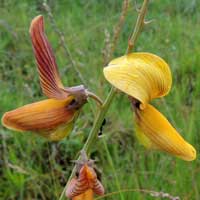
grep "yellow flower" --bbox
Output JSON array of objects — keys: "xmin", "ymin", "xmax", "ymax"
[
  {"xmin": 104, "ymin": 53, "xmax": 196, "ymax": 161},
  {"xmin": 2, "ymin": 15, "xmax": 98, "ymax": 141}
]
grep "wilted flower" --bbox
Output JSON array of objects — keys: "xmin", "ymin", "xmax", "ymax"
[
  {"xmin": 66, "ymin": 151, "xmax": 104, "ymax": 200},
  {"xmin": 103, "ymin": 53, "xmax": 196, "ymax": 161},
  {"xmin": 2, "ymin": 15, "xmax": 101, "ymax": 141}
]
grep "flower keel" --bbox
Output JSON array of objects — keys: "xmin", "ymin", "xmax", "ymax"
[
  {"xmin": 134, "ymin": 103, "xmax": 196, "ymax": 161},
  {"xmin": 2, "ymin": 97, "xmax": 79, "ymax": 141}
]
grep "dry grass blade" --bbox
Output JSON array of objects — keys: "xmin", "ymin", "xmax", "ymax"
[
  {"xmin": 127, "ymin": 0, "xmax": 149, "ymax": 53},
  {"xmin": 94, "ymin": 188, "xmax": 180, "ymax": 200},
  {"xmin": 111, "ymin": 0, "xmax": 129, "ymax": 55},
  {"xmin": 102, "ymin": 0, "xmax": 129, "ymax": 65}
]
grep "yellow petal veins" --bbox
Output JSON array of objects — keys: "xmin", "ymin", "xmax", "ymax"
[
  {"xmin": 134, "ymin": 104, "xmax": 196, "ymax": 161},
  {"xmin": 104, "ymin": 53, "xmax": 172, "ymax": 109}
]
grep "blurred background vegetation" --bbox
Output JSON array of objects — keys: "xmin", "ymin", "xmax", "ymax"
[{"xmin": 0, "ymin": 0, "xmax": 200, "ymax": 199}]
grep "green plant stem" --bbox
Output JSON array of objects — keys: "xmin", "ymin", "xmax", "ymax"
[
  {"xmin": 59, "ymin": 88, "xmax": 116, "ymax": 200},
  {"xmin": 82, "ymin": 0, "xmax": 150, "ymax": 156},
  {"xmin": 59, "ymin": 0, "xmax": 149, "ymax": 199},
  {"xmin": 126, "ymin": 0, "xmax": 149, "ymax": 54},
  {"xmin": 83, "ymin": 87, "xmax": 116, "ymax": 152}
]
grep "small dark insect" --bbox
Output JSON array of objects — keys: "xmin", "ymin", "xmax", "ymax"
[{"xmin": 98, "ymin": 118, "xmax": 106, "ymax": 136}]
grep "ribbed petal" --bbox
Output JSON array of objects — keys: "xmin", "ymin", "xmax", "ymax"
[
  {"xmin": 66, "ymin": 178, "xmax": 79, "ymax": 199},
  {"xmin": 30, "ymin": 15, "xmax": 69, "ymax": 99},
  {"xmin": 66, "ymin": 164, "xmax": 104, "ymax": 198},
  {"xmin": 83, "ymin": 165, "xmax": 104, "ymax": 195},
  {"xmin": 134, "ymin": 104, "xmax": 196, "ymax": 161},
  {"xmin": 2, "ymin": 97, "xmax": 77, "ymax": 141},
  {"xmin": 66, "ymin": 166, "xmax": 91, "ymax": 198},
  {"xmin": 93, "ymin": 180, "xmax": 105, "ymax": 196},
  {"xmin": 104, "ymin": 53, "xmax": 172, "ymax": 109},
  {"xmin": 66, "ymin": 179, "xmax": 94, "ymax": 200}
]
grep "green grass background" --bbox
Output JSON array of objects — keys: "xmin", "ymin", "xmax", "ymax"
[{"xmin": 0, "ymin": 0, "xmax": 200, "ymax": 199}]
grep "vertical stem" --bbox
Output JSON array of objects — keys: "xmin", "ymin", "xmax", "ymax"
[
  {"xmin": 126, "ymin": 0, "xmax": 149, "ymax": 54},
  {"xmin": 83, "ymin": 87, "xmax": 116, "ymax": 152},
  {"xmin": 58, "ymin": 88, "xmax": 116, "ymax": 200},
  {"xmin": 59, "ymin": 0, "xmax": 150, "ymax": 199}
]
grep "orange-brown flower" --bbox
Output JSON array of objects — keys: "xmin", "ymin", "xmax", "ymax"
[
  {"xmin": 66, "ymin": 151, "xmax": 104, "ymax": 200},
  {"xmin": 2, "ymin": 15, "xmax": 100, "ymax": 141}
]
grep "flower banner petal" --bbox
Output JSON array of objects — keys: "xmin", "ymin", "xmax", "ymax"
[
  {"xmin": 104, "ymin": 53, "xmax": 172, "ymax": 109},
  {"xmin": 134, "ymin": 103, "xmax": 196, "ymax": 161},
  {"xmin": 2, "ymin": 97, "xmax": 77, "ymax": 140},
  {"xmin": 30, "ymin": 15, "xmax": 69, "ymax": 99}
]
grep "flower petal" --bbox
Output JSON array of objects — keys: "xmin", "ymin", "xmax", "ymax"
[
  {"xmin": 134, "ymin": 104, "xmax": 196, "ymax": 161},
  {"xmin": 73, "ymin": 189, "xmax": 94, "ymax": 200},
  {"xmin": 30, "ymin": 15, "xmax": 68, "ymax": 99},
  {"xmin": 104, "ymin": 53, "xmax": 172, "ymax": 109},
  {"xmin": 2, "ymin": 97, "xmax": 77, "ymax": 141},
  {"xmin": 93, "ymin": 180, "xmax": 105, "ymax": 196},
  {"xmin": 66, "ymin": 165, "xmax": 92, "ymax": 198},
  {"xmin": 66, "ymin": 164, "xmax": 104, "ymax": 198},
  {"xmin": 134, "ymin": 123, "xmax": 156, "ymax": 149},
  {"xmin": 66, "ymin": 180, "xmax": 94, "ymax": 200},
  {"xmin": 66, "ymin": 178, "xmax": 79, "ymax": 198},
  {"xmin": 80, "ymin": 165, "xmax": 104, "ymax": 195}
]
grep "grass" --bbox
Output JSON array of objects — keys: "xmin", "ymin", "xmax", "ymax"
[{"xmin": 0, "ymin": 0, "xmax": 200, "ymax": 199}]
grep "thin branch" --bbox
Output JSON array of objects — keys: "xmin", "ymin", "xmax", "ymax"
[
  {"xmin": 86, "ymin": 90, "xmax": 104, "ymax": 106},
  {"xmin": 58, "ymin": 87, "xmax": 116, "ymax": 200},
  {"xmin": 94, "ymin": 188, "xmax": 180, "ymax": 200},
  {"xmin": 126, "ymin": 0, "xmax": 149, "ymax": 53}
]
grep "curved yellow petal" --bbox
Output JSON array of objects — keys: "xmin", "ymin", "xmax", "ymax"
[
  {"xmin": 135, "ymin": 124, "xmax": 155, "ymax": 149},
  {"xmin": 134, "ymin": 104, "xmax": 196, "ymax": 161},
  {"xmin": 103, "ymin": 53, "xmax": 172, "ymax": 109},
  {"xmin": 2, "ymin": 96, "xmax": 78, "ymax": 141}
]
